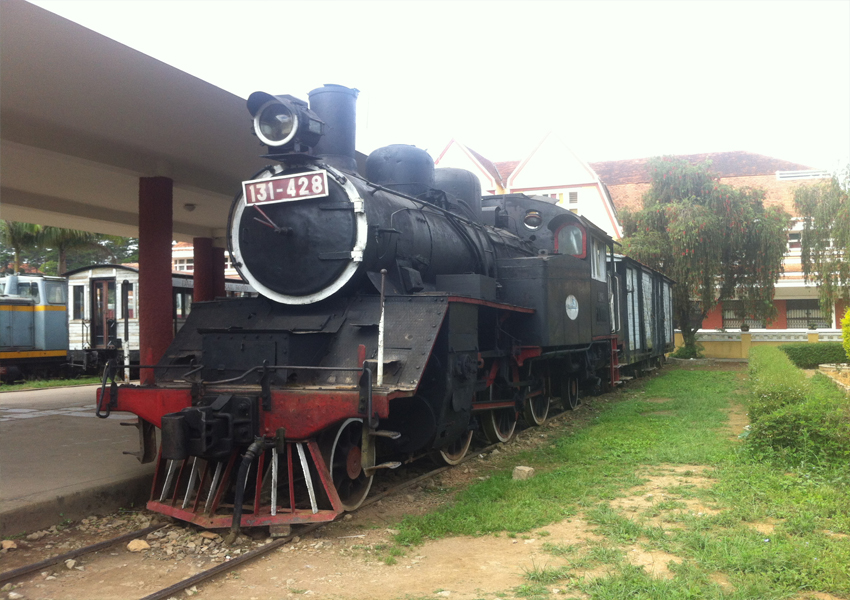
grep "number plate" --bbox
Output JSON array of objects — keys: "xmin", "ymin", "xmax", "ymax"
[{"xmin": 243, "ymin": 171, "xmax": 329, "ymax": 206}]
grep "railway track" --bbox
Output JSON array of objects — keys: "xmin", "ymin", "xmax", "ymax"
[
  {"xmin": 0, "ymin": 525, "xmax": 166, "ymax": 585},
  {"xmin": 0, "ymin": 437, "xmax": 506, "ymax": 599},
  {"xmin": 1, "ymin": 397, "xmax": 591, "ymax": 599}
]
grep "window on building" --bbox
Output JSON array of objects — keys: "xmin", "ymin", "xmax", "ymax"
[
  {"xmin": 72, "ymin": 285, "xmax": 85, "ymax": 320},
  {"xmin": 776, "ymin": 170, "xmax": 830, "ymax": 181},
  {"xmin": 569, "ymin": 191, "xmax": 578, "ymax": 204},
  {"xmin": 174, "ymin": 258, "xmax": 194, "ymax": 272},
  {"xmin": 786, "ymin": 299, "xmax": 829, "ymax": 329},
  {"xmin": 787, "ymin": 232, "xmax": 802, "ymax": 251},
  {"xmin": 173, "ymin": 289, "xmax": 194, "ymax": 334},
  {"xmin": 722, "ymin": 301, "xmax": 765, "ymax": 329},
  {"xmin": 123, "ymin": 283, "xmax": 135, "ymax": 319}
]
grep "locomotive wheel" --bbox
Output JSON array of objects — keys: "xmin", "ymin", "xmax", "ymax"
[
  {"xmin": 522, "ymin": 392, "xmax": 550, "ymax": 426},
  {"xmin": 562, "ymin": 377, "xmax": 580, "ymax": 410},
  {"xmin": 482, "ymin": 408, "xmax": 518, "ymax": 444},
  {"xmin": 438, "ymin": 430, "xmax": 474, "ymax": 465},
  {"xmin": 322, "ymin": 418, "xmax": 375, "ymax": 511}
]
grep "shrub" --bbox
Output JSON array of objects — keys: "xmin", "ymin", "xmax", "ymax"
[
  {"xmin": 748, "ymin": 346, "xmax": 809, "ymax": 423},
  {"xmin": 670, "ymin": 343, "xmax": 704, "ymax": 359},
  {"xmin": 779, "ymin": 342, "xmax": 848, "ymax": 369},
  {"xmin": 843, "ymin": 307, "xmax": 850, "ymax": 361},
  {"xmin": 747, "ymin": 346, "xmax": 850, "ymax": 465}
]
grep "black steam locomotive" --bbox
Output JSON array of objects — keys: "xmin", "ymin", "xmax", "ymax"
[{"xmin": 98, "ymin": 85, "xmax": 674, "ymax": 531}]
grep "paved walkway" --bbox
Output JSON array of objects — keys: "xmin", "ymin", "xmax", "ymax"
[{"xmin": 0, "ymin": 385, "xmax": 155, "ymax": 537}]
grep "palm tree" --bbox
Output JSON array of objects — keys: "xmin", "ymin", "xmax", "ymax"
[
  {"xmin": 37, "ymin": 226, "xmax": 106, "ymax": 274},
  {"xmin": 0, "ymin": 221, "xmax": 41, "ymax": 273}
]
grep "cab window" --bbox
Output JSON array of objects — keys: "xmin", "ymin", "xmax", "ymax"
[
  {"xmin": 45, "ymin": 281, "xmax": 66, "ymax": 305},
  {"xmin": 18, "ymin": 282, "xmax": 40, "ymax": 302},
  {"xmin": 590, "ymin": 238, "xmax": 607, "ymax": 282},
  {"xmin": 555, "ymin": 224, "xmax": 586, "ymax": 257}
]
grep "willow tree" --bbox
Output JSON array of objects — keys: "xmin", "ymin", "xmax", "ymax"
[
  {"xmin": 793, "ymin": 166, "xmax": 850, "ymax": 319},
  {"xmin": 620, "ymin": 158, "xmax": 789, "ymax": 355}
]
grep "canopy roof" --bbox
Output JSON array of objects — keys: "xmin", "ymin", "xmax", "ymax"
[{"xmin": 0, "ymin": 0, "xmax": 268, "ymax": 243}]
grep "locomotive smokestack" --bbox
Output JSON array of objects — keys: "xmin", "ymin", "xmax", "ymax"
[{"xmin": 308, "ymin": 84, "xmax": 359, "ymax": 173}]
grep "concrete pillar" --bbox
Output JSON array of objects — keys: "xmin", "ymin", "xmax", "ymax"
[
  {"xmin": 740, "ymin": 332, "xmax": 751, "ymax": 359},
  {"xmin": 212, "ymin": 246, "xmax": 226, "ymax": 299},
  {"xmin": 192, "ymin": 237, "xmax": 215, "ymax": 302},
  {"xmin": 138, "ymin": 176, "xmax": 173, "ymax": 385}
]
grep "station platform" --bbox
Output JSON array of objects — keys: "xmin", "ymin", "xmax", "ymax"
[{"xmin": 0, "ymin": 385, "xmax": 155, "ymax": 537}]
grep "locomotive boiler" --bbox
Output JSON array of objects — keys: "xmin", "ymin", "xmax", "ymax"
[{"xmin": 97, "ymin": 84, "xmax": 674, "ymax": 532}]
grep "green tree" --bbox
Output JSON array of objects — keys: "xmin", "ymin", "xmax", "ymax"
[
  {"xmin": 59, "ymin": 236, "xmax": 139, "ymax": 274},
  {"xmin": 0, "ymin": 223, "xmax": 139, "ymax": 276},
  {"xmin": 794, "ymin": 166, "xmax": 850, "ymax": 320},
  {"xmin": 0, "ymin": 221, "xmax": 41, "ymax": 273},
  {"xmin": 620, "ymin": 157, "xmax": 789, "ymax": 355},
  {"xmin": 37, "ymin": 226, "xmax": 104, "ymax": 274}
]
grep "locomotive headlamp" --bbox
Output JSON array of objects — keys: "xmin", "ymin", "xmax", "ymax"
[
  {"xmin": 523, "ymin": 210, "xmax": 543, "ymax": 230},
  {"xmin": 247, "ymin": 91, "xmax": 325, "ymax": 150},
  {"xmin": 255, "ymin": 101, "xmax": 297, "ymax": 147}
]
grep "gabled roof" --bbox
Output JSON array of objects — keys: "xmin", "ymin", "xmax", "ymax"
[
  {"xmin": 495, "ymin": 161, "xmax": 520, "ymax": 183},
  {"xmin": 591, "ymin": 152, "xmax": 820, "ymax": 217},
  {"xmin": 465, "ymin": 146, "xmax": 506, "ymax": 189},
  {"xmin": 589, "ymin": 151, "xmax": 814, "ymax": 186},
  {"xmin": 434, "ymin": 139, "xmax": 507, "ymax": 191}
]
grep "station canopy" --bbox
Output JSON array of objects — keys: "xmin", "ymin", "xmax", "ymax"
[{"xmin": 0, "ymin": 0, "xmax": 268, "ymax": 243}]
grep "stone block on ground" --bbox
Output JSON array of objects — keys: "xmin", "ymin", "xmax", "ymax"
[{"xmin": 512, "ymin": 466, "xmax": 535, "ymax": 480}]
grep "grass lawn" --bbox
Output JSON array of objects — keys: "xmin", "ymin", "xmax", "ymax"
[
  {"xmin": 0, "ymin": 376, "xmax": 102, "ymax": 392},
  {"xmin": 393, "ymin": 364, "xmax": 850, "ymax": 600}
]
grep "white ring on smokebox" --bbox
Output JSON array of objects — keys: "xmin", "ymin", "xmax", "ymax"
[{"xmin": 230, "ymin": 164, "xmax": 367, "ymax": 305}]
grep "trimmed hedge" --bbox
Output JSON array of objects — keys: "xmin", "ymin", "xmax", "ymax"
[
  {"xmin": 747, "ymin": 346, "xmax": 850, "ymax": 464},
  {"xmin": 749, "ymin": 346, "xmax": 810, "ymax": 422},
  {"xmin": 779, "ymin": 342, "xmax": 848, "ymax": 369},
  {"xmin": 843, "ymin": 308, "xmax": 850, "ymax": 360}
]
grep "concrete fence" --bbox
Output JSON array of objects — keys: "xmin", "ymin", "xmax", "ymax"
[{"xmin": 673, "ymin": 330, "xmax": 844, "ymax": 359}]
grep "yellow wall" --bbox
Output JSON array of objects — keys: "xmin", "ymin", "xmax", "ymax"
[{"xmin": 673, "ymin": 332, "xmax": 822, "ymax": 359}]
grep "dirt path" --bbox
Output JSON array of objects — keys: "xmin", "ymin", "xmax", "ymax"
[{"xmin": 1, "ymin": 363, "xmax": 753, "ymax": 600}]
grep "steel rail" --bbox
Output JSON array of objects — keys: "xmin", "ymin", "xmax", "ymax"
[
  {"xmin": 139, "ymin": 440, "xmax": 504, "ymax": 600},
  {"xmin": 4, "ymin": 400, "xmax": 579, "ymax": 596},
  {"xmin": 0, "ymin": 524, "xmax": 166, "ymax": 585}
]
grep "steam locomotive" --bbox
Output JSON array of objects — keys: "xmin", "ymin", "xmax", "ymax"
[{"xmin": 97, "ymin": 85, "xmax": 674, "ymax": 532}]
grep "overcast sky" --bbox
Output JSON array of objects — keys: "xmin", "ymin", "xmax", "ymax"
[{"xmin": 34, "ymin": 0, "xmax": 850, "ymax": 172}]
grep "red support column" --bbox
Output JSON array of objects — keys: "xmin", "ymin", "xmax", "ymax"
[
  {"xmin": 138, "ymin": 177, "xmax": 174, "ymax": 385},
  {"xmin": 212, "ymin": 246, "xmax": 226, "ymax": 299},
  {"xmin": 192, "ymin": 237, "xmax": 215, "ymax": 302}
]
